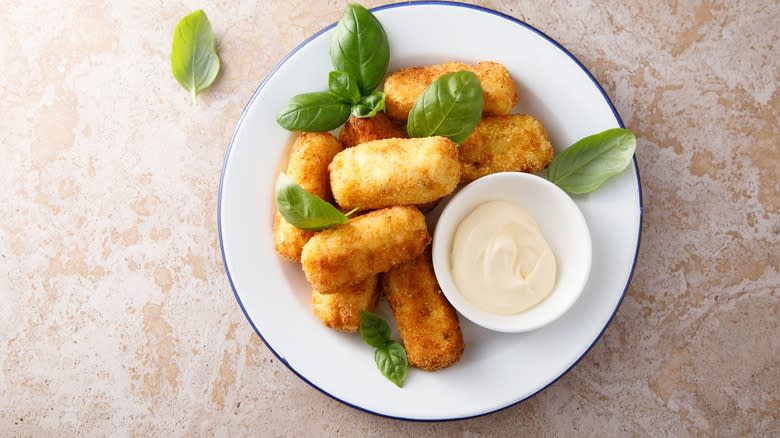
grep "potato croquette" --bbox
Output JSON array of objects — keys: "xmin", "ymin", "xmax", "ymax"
[
  {"xmin": 383, "ymin": 61, "xmax": 518, "ymax": 121},
  {"xmin": 382, "ymin": 250, "xmax": 465, "ymax": 371},
  {"xmin": 338, "ymin": 114, "xmax": 434, "ymax": 212},
  {"xmin": 329, "ymin": 137, "xmax": 460, "ymax": 210},
  {"xmin": 273, "ymin": 132, "xmax": 343, "ymax": 262},
  {"xmin": 273, "ymin": 212, "xmax": 315, "ymax": 262},
  {"xmin": 459, "ymin": 114, "xmax": 554, "ymax": 184},
  {"xmin": 301, "ymin": 206, "xmax": 430, "ymax": 293},
  {"xmin": 312, "ymin": 276, "xmax": 380, "ymax": 332},
  {"xmin": 285, "ymin": 132, "xmax": 343, "ymax": 199},
  {"xmin": 338, "ymin": 112, "xmax": 407, "ymax": 148}
]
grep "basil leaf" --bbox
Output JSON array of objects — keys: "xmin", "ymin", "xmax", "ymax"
[
  {"xmin": 275, "ymin": 173, "xmax": 348, "ymax": 230},
  {"xmin": 547, "ymin": 128, "xmax": 637, "ymax": 194},
  {"xmin": 329, "ymin": 3, "xmax": 390, "ymax": 95},
  {"xmin": 406, "ymin": 71, "xmax": 484, "ymax": 144},
  {"xmin": 328, "ymin": 71, "xmax": 361, "ymax": 105},
  {"xmin": 351, "ymin": 92, "xmax": 385, "ymax": 118},
  {"xmin": 374, "ymin": 342, "xmax": 408, "ymax": 388},
  {"xmin": 276, "ymin": 92, "xmax": 351, "ymax": 132},
  {"xmin": 171, "ymin": 10, "xmax": 221, "ymax": 104},
  {"xmin": 359, "ymin": 311, "xmax": 392, "ymax": 348}
]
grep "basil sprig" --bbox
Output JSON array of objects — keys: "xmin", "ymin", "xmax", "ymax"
[
  {"xmin": 330, "ymin": 4, "xmax": 390, "ymax": 95},
  {"xmin": 406, "ymin": 71, "xmax": 484, "ymax": 144},
  {"xmin": 171, "ymin": 10, "xmax": 221, "ymax": 104},
  {"xmin": 548, "ymin": 128, "xmax": 637, "ymax": 194},
  {"xmin": 360, "ymin": 311, "xmax": 408, "ymax": 388},
  {"xmin": 277, "ymin": 4, "xmax": 389, "ymax": 131},
  {"xmin": 275, "ymin": 173, "xmax": 352, "ymax": 230}
]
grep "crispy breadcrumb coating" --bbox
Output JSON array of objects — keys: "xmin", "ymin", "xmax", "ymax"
[
  {"xmin": 273, "ymin": 132, "xmax": 343, "ymax": 262},
  {"xmin": 312, "ymin": 276, "xmax": 380, "ymax": 332},
  {"xmin": 459, "ymin": 114, "xmax": 554, "ymax": 184},
  {"xmin": 301, "ymin": 206, "xmax": 430, "ymax": 293},
  {"xmin": 329, "ymin": 136, "xmax": 460, "ymax": 210},
  {"xmin": 382, "ymin": 250, "xmax": 465, "ymax": 371},
  {"xmin": 383, "ymin": 61, "xmax": 518, "ymax": 121},
  {"xmin": 338, "ymin": 112, "xmax": 407, "ymax": 148}
]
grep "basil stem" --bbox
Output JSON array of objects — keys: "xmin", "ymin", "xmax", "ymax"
[
  {"xmin": 547, "ymin": 128, "xmax": 637, "ymax": 194},
  {"xmin": 171, "ymin": 10, "xmax": 221, "ymax": 104},
  {"xmin": 275, "ymin": 173, "xmax": 349, "ymax": 230},
  {"xmin": 406, "ymin": 71, "xmax": 484, "ymax": 144},
  {"xmin": 329, "ymin": 4, "xmax": 390, "ymax": 95}
]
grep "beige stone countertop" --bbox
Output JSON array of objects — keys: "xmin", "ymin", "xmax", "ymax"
[{"xmin": 1, "ymin": 0, "xmax": 778, "ymax": 435}]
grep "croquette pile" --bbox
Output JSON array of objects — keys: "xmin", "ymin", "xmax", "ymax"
[{"xmin": 273, "ymin": 61, "xmax": 554, "ymax": 371}]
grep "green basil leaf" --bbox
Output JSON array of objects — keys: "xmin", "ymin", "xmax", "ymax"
[
  {"xmin": 351, "ymin": 92, "xmax": 385, "ymax": 118},
  {"xmin": 406, "ymin": 71, "xmax": 483, "ymax": 144},
  {"xmin": 547, "ymin": 128, "xmax": 637, "ymax": 194},
  {"xmin": 374, "ymin": 341, "xmax": 408, "ymax": 388},
  {"xmin": 275, "ymin": 173, "xmax": 348, "ymax": 230},
  {"xmin": 276, "ymin": 92, "xmax": 351, "ymax": 132},
  {"xmin": 329, "ymin": 3, "xmax": 390, "ymax": 95},
  {"xmin": 359, "ymin": 311, "xmax": 392, "ymax": 348},
  {"xmin": 171, "ymin": 10, "xmax": 221, "ymax": 104},
  {"xmin": 328, "ymin": 71, "xmax": 362, "ymax": 105}
]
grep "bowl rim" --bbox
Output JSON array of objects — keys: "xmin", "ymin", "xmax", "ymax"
[{"xmin": 432, "ymin": 172, "xmax": 593, "ymax": 333}]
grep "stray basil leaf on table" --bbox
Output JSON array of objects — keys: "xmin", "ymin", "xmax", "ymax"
[{"xmin": 171, "ymin": 9, "xmax": 221, "ymax": 104}]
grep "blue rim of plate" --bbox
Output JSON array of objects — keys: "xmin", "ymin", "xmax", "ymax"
[{"xmin": 218, "ymin": 0, "xmax": 644, "ymax": 422}]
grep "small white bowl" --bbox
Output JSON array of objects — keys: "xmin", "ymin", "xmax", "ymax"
[{"xmin": 432, "ymin": 172, "xmax": 592, "ymax": 333}]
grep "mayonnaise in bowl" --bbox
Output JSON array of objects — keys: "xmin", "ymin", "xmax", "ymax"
[
  {"xmin": 451, "ymin": 201, "xmax": 557, "ymax": 315},
  {"xmin": 432, "ymin": 172, "xmax": 592, "ymax": 333}
]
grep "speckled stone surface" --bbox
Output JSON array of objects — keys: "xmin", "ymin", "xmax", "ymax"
[{"xmin": 1, "ymin": 0, "xmax": 778, "ymax": 435}]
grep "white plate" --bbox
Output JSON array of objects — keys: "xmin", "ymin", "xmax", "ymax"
[{"xmin": 219, "ymin": 1, "xmax": 642, "ymax": 421}]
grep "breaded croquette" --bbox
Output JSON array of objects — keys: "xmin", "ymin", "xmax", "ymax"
[
  {"xmin": 284, "ymin": 132, "xmax": 343, "ymax": 199},
  {"xmin": 273, "ymin": 213, "xmax": 315, "ymax": 262},
  {"xmin": 312, "ymin": 276, "xmax": 380, "ymax": 332},
  {"xmin": 459, "ymin": 114, "xmax": 554, "ymax": 184},
  {"xmin": 273, "ymin": 132, "xmax": 343, "ymax": 262},
  {"xmin": 382, "ymin": 250, "xmax": 465, "ymax": 371},
  {"xmin": 338, "ymin": 112, "xmax": 407, "ymax": 148},
  {"xmin": 301, "ymin": 206, "xmax": 430, "ymax": 293},
  {"xmin": 383, "ymin": 61, "xmax": 518, "ymax": 121},
  {"xmin": 338, "ymin": 114, "xmax": 436, "ymax": 211},
  {"xmin": 329, "ymin": 137, "xmax": 460, "ymax": 210}
]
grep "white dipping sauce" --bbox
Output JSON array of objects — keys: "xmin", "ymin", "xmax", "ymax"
[{"xmin": 451, "ymin": 201, "xmax": 557, "ymax": 315}]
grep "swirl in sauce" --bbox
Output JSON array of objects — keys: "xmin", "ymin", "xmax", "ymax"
[{"xmin": 451, "ymin": 201, "xmax": 557, "ymax": 315}]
